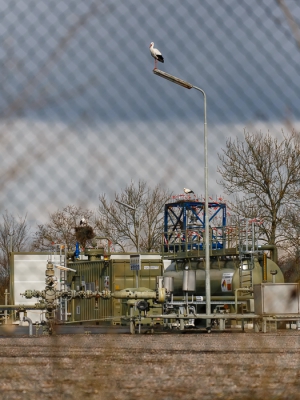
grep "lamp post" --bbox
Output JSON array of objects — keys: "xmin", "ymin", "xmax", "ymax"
[
  {"xmin": 115, "ymin": 199, "xmax": 140, "ymax": 288},
  {"xmin": 153, "ymin": 68, "xmax": 211, "ymax": 326}
]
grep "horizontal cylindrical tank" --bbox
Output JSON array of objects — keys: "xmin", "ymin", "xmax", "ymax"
[{"xmin": 164, "ymin": 258, "xmax": 284, "ymax": 297}]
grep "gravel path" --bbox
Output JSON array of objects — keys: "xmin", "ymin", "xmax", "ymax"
[{"xmin": 0, "ymin": 329, "xmax": 300, "ymax": 400}]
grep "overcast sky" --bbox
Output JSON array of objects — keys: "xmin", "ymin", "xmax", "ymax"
[{"xmin": 0, "ymin": 0, "xmax": 299, "ymax": 226}]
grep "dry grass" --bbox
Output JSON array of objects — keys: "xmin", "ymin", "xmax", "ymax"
[{"xmin": 0, "ymin": 329, "xmax": 299, "ymax": 399}]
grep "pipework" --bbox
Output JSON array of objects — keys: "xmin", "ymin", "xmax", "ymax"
[{"xmin": 23, "ymin": 314, "xmax": 33, "ymax": 337}]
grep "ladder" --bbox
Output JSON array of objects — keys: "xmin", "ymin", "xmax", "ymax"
[
  {"xmin": 238, "ymin": 218, "xmax": 261, "ymax": 290},
  {"xmin": 239, "ymin": 266, "xmax": 253, "ymax": 290}
]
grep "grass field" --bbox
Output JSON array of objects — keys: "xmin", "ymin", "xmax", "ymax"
[{"xmin": 0, "ymin": 328, "xmax": 299, "ymax": 399}]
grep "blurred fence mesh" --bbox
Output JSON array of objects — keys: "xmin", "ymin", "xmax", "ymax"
[{"xmin": 1, "ymin": 0, "xmax": 300, "ymax": 225}]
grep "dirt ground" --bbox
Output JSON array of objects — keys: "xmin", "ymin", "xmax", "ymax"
[{"xmin": 0, "ymin": 327, "xmax": 300, "ymax": 400}]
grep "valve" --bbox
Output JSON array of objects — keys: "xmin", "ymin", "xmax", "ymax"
[
  {"xmin": 44, "ymin": 288, "xmax": 56, "ymax": 301},
  {"xmin": 22, "ymin": 290, "xmax": 33, "ymax": 299},
  {"xmin": 136, "ymin": 300, "xmax": 149, "ymax": 312},
  {"xmin": 101, "ymin": 289, "xmax": 111, "ymax": 299},
  {"xmin": 95, "ymin": 293, "xmax": 101, "ymax": 309}
]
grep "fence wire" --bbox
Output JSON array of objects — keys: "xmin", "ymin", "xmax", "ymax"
[{"xmin": 0, "ymin": 0, "xmax": 300, "ymax": 225}]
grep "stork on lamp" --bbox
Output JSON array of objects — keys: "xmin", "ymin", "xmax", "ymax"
[{"xmin": 149, "ymin": 42, "xmax": 164, "ymax": 69}]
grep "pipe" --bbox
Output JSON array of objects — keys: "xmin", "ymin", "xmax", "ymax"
[
  {"xmin": 64, "ymin": 245, "xmax": 68, "ymax": 322},
  {"xmin": 263, "ymin": 253, "xmax": 267, "ymax": 281},
  {"xmin": 0, "ymin": 304, "xmax": 47, "ymax": 310},
  {"xmin": 4, "ymin": 289, "xmax": 8, "ymax": 325},
  {"xmin": 130, "ymin": 306, "xmax": 135, "ymax": 335},
  {"xmin": 270, "ymin": 270, "xmax": 278, "ymax": 283},
  {"xmin": 111, "ymin": 291, "xmax": 157, "ymax": 300},
  {"xmin": 173, "ymin": 295, "xmax": 253, "ymax": 301},
  {"xmin": 239, "ymin": 244, "xmax": 278, "ymax": 263},
  {"xmin": 23, "ymin": 316, "xmax": 33, "ymax": 337},
  {"xmin": 94, "ymin": 236, "xmax": 111, "ymax": 253},
  {"xmin": 258, "ymin": 245, "xmax": 278, "ymax": 264},
  {"xmin": 147, "ymin": 312, "xmax": 259, "ymax": 320}
]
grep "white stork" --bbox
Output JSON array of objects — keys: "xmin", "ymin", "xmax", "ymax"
[
  {"xmin": 149, "ymin": 42, "xmax": 164, "ymax": 69},
  {"xmin": 80, "ymin": 217, "xmax": 86, "ymax": 226},
  {"xmin": 184, "ymin": 188, "xmax": 194, "ymax": 195}
]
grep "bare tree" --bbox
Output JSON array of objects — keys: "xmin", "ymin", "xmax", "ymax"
[
  {"xmin": 96, "ymin": 181, "xmax": 171, "ymax": 252},
  {"xmin": 277, "ymin": 0, "xmax": 300, "ymax": 50},
  {"xmin": 218, "ymin": 130, "xmax": 300, "ymax": 246},
  {"xmin": 275, "ymin": 204, "xmax": 300, "ymax": 282},
  {"xmin": 32, "ymin": 205, "xmax": 95, "ymax": 251},
  {"xmin": 279, "ymin": 206, "xmax": 300, "ymax": 252},
  {"xmin": 0, "ymin": 211, "xmax": 30, "ymax": 279}
]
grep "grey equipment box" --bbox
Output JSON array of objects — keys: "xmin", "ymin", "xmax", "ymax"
[{"xmin": 254, "ymin": 283, "xmax": 300, "ymax": 315}]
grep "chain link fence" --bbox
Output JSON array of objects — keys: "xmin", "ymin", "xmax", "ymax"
[{"xmin": 1, "ymin": 0, "xmax": 300, "ymax": 226}]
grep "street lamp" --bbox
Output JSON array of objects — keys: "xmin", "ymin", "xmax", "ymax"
[
  {"xmin": 115, "ymin": 199, "xmax": 140, "ymax": 288},
  {"xmin": 153, "ymin": 68, "xmax": 211, "ymax": 325}
]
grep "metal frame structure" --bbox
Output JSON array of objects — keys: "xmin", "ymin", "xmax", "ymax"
[{"xmin": 163, "ymin": 199, "xmax": 227, "ymax": 253}]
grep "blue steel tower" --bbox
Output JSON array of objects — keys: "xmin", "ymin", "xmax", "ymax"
[{"xmin": 163, "ymin": 198, "xmax": 227, "ymax": 254}]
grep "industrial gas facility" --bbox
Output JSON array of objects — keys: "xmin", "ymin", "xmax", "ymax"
[{"xmin": 1, "ymin": 195, "xmax": 300, "ymax": 336}]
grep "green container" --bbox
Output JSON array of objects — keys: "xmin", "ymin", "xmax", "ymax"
[{"xmin": 66, "ymin": 254, "xmax": 163, "ymax": 324}]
